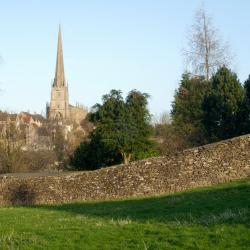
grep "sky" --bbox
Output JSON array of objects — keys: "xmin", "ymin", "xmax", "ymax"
[{"xmin": 0, "ymin": 0, "xmax": 250, "ymax": 118}]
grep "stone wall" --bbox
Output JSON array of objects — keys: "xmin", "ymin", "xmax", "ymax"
[{"xmin": 1, "ymin": 134, "xmax": 250, "ymax": 205}]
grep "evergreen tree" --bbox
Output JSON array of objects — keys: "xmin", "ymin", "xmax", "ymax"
[
  {"xmin": 202, "ymin": 66, "xmax": 244, "ymax": 141},
  {"xmin": 238, "ymin": 75, "xmax": 250, "ymax": 134},
  {"xmin": 70, "ymin": 89, "xmax": 157, "ymax": 170},
  {"xmin": 122, "ymin": 90, "xmax": 154, "ymax": 163},
  {"xmin": 171, "ymin": 73, "xmax": 209, "ymax": 146},
  {"xmin": 244, "ymin": 75, "xmax": 250, "ymax": 101}
]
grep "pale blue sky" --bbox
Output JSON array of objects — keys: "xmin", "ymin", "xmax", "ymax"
[{"xmin": 0, "ymin": 0, "xmax": 249, "ymax": 117}]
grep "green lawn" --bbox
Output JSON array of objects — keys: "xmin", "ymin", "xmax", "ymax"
[{"xmin": 0, "ymin": 179, "xmax": 250, "ymax": 250}]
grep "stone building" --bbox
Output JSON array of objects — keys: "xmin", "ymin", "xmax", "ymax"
[
  {"xmin": 46, "ymin": 27, "xmax": 87, "ymax": 124},
  {"xmin": 0, "ymin": 27, "xmax": 90, "ymax": 154},
  {"xmin": 0, "ymin": 111, "xmax": 51, "ymax": 151}
]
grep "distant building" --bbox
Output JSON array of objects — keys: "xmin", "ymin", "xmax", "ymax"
[
  {"xmin": 0, "ymin": 27, "xmax": 90, "ymax": 153},
  {"xmin": 46, "ymin": 26, "xmax": 87, "ymax": 124},
  {"xmin": 0, "ymin": 111, "xmax": 51, "ymax": 151},
  {"xmin": 17, "ymin": 112, "xmax": 45, "ymax": 128}
]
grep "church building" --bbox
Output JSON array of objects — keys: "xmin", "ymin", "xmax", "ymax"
[{"xmin": 46, "ymin": 27, "xmax": 87, "ymax": 124}]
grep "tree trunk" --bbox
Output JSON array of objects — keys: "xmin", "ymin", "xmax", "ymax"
[{"xmin": 121, "ymin": 152, "xmax": 131, "ymax": 165}]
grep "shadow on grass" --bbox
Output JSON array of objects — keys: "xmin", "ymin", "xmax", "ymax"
[{"xmin": 37, "ymin": 179, "xmax": 250, "ymax": 226}]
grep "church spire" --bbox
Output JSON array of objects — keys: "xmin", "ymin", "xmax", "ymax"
[{"xmin": 54, "ymin": 25, "xmax": 65, "ymax": 87}]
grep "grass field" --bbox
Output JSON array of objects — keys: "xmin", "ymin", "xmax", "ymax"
[{"xmin": 0, "ymin": 179, "xmax": 250, "ymax": 250}]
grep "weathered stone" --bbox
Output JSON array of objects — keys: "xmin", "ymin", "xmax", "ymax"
[
  {"xmin": 47, "ymin": 26, "xmax": 87, "ymax": 123},
  {"xmin": 0, "ymin": 134, "xmax": 250, "ymax": 205}
]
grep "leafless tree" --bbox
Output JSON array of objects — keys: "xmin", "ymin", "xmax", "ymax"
[
  {"xmin": 0, "ymin": 122, "xmax": 25, "ymax": 173},
  {"xmin": 159, "ymin": 111, "xmax": 172, "ymax": 125},
  {"xmin": 184, "ymin": 6, "xmax": 231, "ymax": 80}
]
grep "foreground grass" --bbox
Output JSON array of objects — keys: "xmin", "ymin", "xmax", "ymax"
[{"xmin": 0, "ymin": 179, "xmax": 250, "ymax": 249}]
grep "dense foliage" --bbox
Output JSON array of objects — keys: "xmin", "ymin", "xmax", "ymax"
[
  {"xmin": 241, "ymin": 75, "xmax": 250, "ymax": 134},
  {"xmin": 70, "ymin": 89, "xmax": 157, "ymax": 170},
  {"xmin": 153, "ymin": 123, "xmax": 188, "ymax": 155},
  {"xmin": 169, "ymin": 66, "xmax": 250, "ymax": 148},
  {"xmin": 202, "ymin": 66, "xmax": 245, "ymax": 141},
  {"xmin": 71, "ymin": 66, "xmax": 250, "ymax": 167},
  {"xmin": 171, "ymin": 73, "xmax": 209, "ymax": 146}
]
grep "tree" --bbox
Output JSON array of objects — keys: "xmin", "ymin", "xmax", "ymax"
[
  {"xmin": 236, "ymin": 75, "xmax": 250, "ymax": 134},
  {"xmin": 153, "ymin": 123, "xmax": 189, "ymax": 155},
  {"xmin": 184, "ymin": 5, "xmax": 231, "ymax": 80},
  {"xmin": 171, "ymin": 73, "xmax": 209, "ymax": 146},
  {"xmin": 152, "ymin": 111, "xmax": 171, "ymax": 125},
  {"xmin": 244, "ymin": 75, "xmax": 250, "ymax": 101},
  {"xmin": 92, "ymin": 89, "xmax": 155, "ymax": 164},
  {"xmin": 52, "ymin": 126, "xmax": 66, "ymax": 162},
  {"xmin": 69, "ymin": 133, "xmax": 121, "ymax": 170},
  {"xmin": 202, "ymin": 66, "xmax": 244, "ymax": 141},
  {"xmin": 0, "ymin": 121, "xmax": 25, "ymax": 173},
  {"xmin": 159, "ymin": 111, "xmax": 171, "ymax": 124},
  {"xmin": 70, "ymin": 89, "xmax": 156, "ymax": 170},
  {"xmin": 122, "ymin": 90, "xmax": 154, "ymax": 163}
]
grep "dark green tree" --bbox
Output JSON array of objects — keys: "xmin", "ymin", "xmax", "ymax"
[
  {"xmin": 202, "ymin": 66, "xmax": 245, "ymax": 141},
  {"xmin": 69, "ymin": 133, "xmax": 121, "ymax": 170},
  {"xmin": 171, "ymin": 73, "xmax": 209, "ymax": 146},
  {"xmin": 70, "ymin": 89, "xmax": 157, "ymax": 170},
  {"xmin": 244, "ymin": 75, "xmax": 250, "ymax": 101},
  {"xmin": 122, "ymin": 90, "xmax": 154, "ymax": 163},
  {"xmin": 237, "ymin": 75, "xmax": 250, "ymax": 134}
]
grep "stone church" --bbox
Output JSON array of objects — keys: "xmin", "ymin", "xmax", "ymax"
[{"xmin": 46, "ymin": 27, "xmax": 87, "ymax": 124}]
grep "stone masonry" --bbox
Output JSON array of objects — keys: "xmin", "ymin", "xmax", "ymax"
[
  {"xmin": 0, "ymin": 134, "xmax": 250, "ymax": 205},
  {"xmin": 47, "ymin": 26, "xmax": 87, "ymax": 124}
]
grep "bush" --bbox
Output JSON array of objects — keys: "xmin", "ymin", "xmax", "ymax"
[{"xmin": 153, "ymin": 124, "xmax": 189, "ymax": 155}]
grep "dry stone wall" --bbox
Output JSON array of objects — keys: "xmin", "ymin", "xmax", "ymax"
[{"xmin": 1, "ymin": 134, "xmax": 250, "ymax": 205}]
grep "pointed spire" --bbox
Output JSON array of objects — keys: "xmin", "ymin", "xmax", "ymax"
[{"xmin": 54, "ymin": 25, "xmax": 65, "ymax": 87}]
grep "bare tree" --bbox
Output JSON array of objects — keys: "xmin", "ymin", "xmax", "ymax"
[
  {"xmin": 184, "ymin": 6, "xmax": 231, "ymax": 80},
  {"xmin": 159, "ymin": 111, "xmax": 172, "ymax": 125},
  {"xmin": 0, "ymin": 121, "xmax": 25, "ymax": 173}
]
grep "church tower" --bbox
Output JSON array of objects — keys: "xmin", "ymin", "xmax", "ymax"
[{"xmin": 47, "ymin": 26, "xmax": 69, "ymax": 120}]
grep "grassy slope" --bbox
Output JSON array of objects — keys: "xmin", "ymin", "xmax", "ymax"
[{"xmin": 0, "ymin": 179, "xmax": 250, "ymax": 250}]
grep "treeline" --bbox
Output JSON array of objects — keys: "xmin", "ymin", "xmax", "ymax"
[
  {"xmin": 0, "ymin": 122, "xmax": 57, "ymax": 174},
  {"xmin": 70, "ymin": 65, "xmax": 250, "ymax": 171},
  {"xmin": 157, "ymin": 66, "xmax": 250, "ymax": 154}
]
